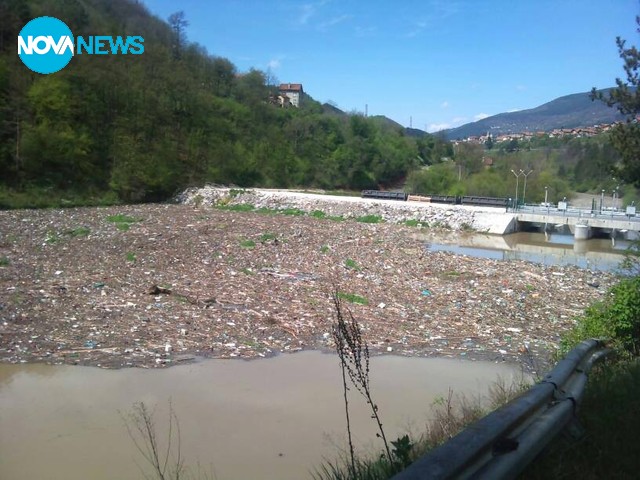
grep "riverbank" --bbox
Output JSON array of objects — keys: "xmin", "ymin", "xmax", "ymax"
[{"xmin": 0, "ymin": 201, "xmax": 615, "ymax": 371}]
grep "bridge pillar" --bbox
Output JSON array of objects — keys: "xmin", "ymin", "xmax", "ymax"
[{"xmin": 573, "ymin": 223, "xmax": 591, "ymax": 240}]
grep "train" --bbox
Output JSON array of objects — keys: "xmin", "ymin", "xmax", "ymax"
[{"xmin": 361, "ymin": 190, "xmax": 509, "ymax": 208}]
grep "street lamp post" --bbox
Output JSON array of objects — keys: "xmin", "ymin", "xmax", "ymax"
[
  {"xmin": 544, "ymin": 186, "xmax": 549, "ymax": 212},
  {"xmin": 601, "ymin": 189, "xmax": 605, "ymax": 213},
  {"xmin": 511, "ymin": 169, "xmax": 522, "ymax": 210},
  {"xmin": 521, "ymin": 169, "xmax": 533, "ymax": 206}
]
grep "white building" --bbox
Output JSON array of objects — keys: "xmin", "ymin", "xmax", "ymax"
[{"xmin": 278, "ymin": 83, "xmax": 303, "ymax": 107}]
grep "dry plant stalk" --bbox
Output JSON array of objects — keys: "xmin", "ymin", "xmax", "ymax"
[{"xmin": 331, "ymin": 289, "xmax": 393, "ymax": 469}]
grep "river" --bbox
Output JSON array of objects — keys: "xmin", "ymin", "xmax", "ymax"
[
  {"xmin": 422, "ymin": 231, "xmax": 632, "ymax": 272},
  {"xmin": 0, "ymin": 352, "xmax": 523, "ymax": 480}
]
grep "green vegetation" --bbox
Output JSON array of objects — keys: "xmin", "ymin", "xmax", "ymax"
[
  {"xmin": 106, "ymin": 214, "xmax": 140, "ymax": 224},
  {"xmin": 66, "ymin": 226, "xmax": 91, "ymax": 237},
  {"xmin": 259, "ymin": 233, "xmax": 277, "ymax": 242},
  {"xmin": 125, "ymin": 252, "xmax": 136, "ymax": 262},
  {"xmin": 239, "ymin": 239, "xmax": 256, "ymax": 249},
  {"xmin": 311, "ymin": 210, "xmax": 327, "ymax": 219},
  {"xmin": 561, "ymin": 276, "xmax": 640, "ymax": 357},
  {"xmin": 403, "ymin": 219, "xmax": 426, "ymax": 227},
  {"xmin": 0, "ymin": 256, "xmax": 9, "ymax": 267},
  {"xmin": 0, "ymin": 1, "xmax": 419, "ymax": 209},
  {"xmin": 336, "ymin": 292, "xmax": 368, "ymax": 305},
  {"xmin": 344, "ymin": 258, "xmax": 360, "ymax": 270},
  {"xmin": 355, "ymin": 215, "xmax": 382, "ymax": 224},
  {"xmin": 321, "ymin": 245, "xmax": 330, "ymax": 253},
  {"xmin": 217, "ymin": 203, "xmax": 256, "ymax": 212},
  {"xmin": 107, "ymin": 213, "xmax": 140, "ymax": 232}
]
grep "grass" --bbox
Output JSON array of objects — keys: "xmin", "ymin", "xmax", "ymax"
[
  {"xmin": 336, "ymin": 292, "xmax": 368, "ymax": 305},
  {"xmin": 65, "ymin": 226, "xmax": 91, "ymax": 237},
  {"xmin": 321, "ymin": 245, "xmax": 330, "ymax": 253},
  {"xmin": 356, "ymin": 214, "xmax": 383, "ymax": 224},
  {"xmin": 279, "ymin": 207, "xmax": 306, "ymax": 216},
  {"xmin": 106, "ymin": 214, "xmax": 140, "ymax": 224},
  {"xmin": 0, "ymin": 256, "xmax": 9, "ymax": 267},
  {"xmin": 45, "ymin": 230, "xmax": 60, "ymax": 244},
  {"xmin": 403, "ymin": 219, "xmax": 427, "ymax": 227},
  {"xmin": 259, "ymin": 233, "xmax": 277, "ymax": 242},
  {"xmin": 239, "ymin": 239, "xmax": 256, "ymax": 249},
  {"xmin": 311, "ymin": 210, "xmax": 327, "ymax": 219},
  {"xmin": 344, "ymin": 258, "xmax": 360, "ymax": 270},
  {"xmin": 125, "ymin": 252, "xmax": 136, "ymax": 262},
  {"xmin": 520, "ymin": 359, "xmax": 640, "ymax": 479},
  {"xmin": 107, "ymin": 213, "xmax": 141, "ymax": 232},
  {"xmin": 216, "ymin": 203, "xmax": 256, "ymax": 212}
]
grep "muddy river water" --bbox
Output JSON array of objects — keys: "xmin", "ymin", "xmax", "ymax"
[{"xmin": 0, "ymin": 352, "xmax": 523, "ymax": 480}]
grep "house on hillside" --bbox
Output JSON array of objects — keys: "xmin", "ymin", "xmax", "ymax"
[{"xmin": 278, "ymin": 83, "xmax": 303, "ymax": 107}]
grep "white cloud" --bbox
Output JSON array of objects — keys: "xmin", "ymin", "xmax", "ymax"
[
  {"xmin": 428, "ymin": 123, "xmax": 451, "ymax": 132},
  {"xmin": 297, "ymin": 0, "xmax": 330, "ymax": 26},
  {"xmin": 267, "ymin": 58, "xmax": 282, "ymax": 70},
  {"xmin": 441, "ymin": 101, "xmax": 449, "ymax": 108},
  {"xmin": 516, "ymin": 85, "xmax": 527, "ymax": 91},
  {"xmin": 474, "ymin": 113, "xmax": 490, "ymax": 120},
  {"xmin": 507, "ymin": 108, "xmax": 521, "ymax": 113}
]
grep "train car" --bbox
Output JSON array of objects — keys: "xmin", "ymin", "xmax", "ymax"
[
  {"xmin": 361, "ymin": 190, "xmax": 408, "ymax": 201},
  {"xmin": 461, "ymin": 196, "xmax": 509, "ymax": 207}
]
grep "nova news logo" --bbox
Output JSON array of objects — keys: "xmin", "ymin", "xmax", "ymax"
[{"xmin": 18, "ymin": 16, "xmax": 144, "ymax": 74}]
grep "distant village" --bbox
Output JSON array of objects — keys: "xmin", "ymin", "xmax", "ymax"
[{"xmin": 456, "ymin": 123, "xmax": 618, "ymax": 145}]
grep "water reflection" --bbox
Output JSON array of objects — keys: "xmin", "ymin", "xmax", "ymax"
[
  {"xmin": 0, "ymin": 352, "xmax": 522, "ymax": 480},
  {"xmin": 422, "ymin": 231, "xmax": 632, "ymax": 271}
]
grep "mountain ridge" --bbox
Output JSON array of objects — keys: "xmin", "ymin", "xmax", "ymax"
[{"xmin": 440, "ymin": 89, "xmax": 625, "ymax": 140}]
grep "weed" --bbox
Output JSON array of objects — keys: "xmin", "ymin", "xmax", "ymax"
[
  {"xmin": 45, "ymin": 230, "xmax": 60, "ymax": 244},
  {"xmin": 107, "ymin": 214, "xmax": 140, "ymax": 224},
  {"xmin": 331, "ymin": 290, "xmax": 392, "ymax": 476},
  {"xmin": 217, "ymin": 203, "xmax": 255, "ymax": 212},
  {"xmin": 337, "ymin": 292, "xmax": 368, "ymax": 305},
  {"xmin": 321, "ymin": 245, "xmax": 330, "ymax": 254},
  {"xmin": 404, "ymin": 219, "xmax": 426, "ymax": 227},
  {"xmin": 228, "ymin": 188, "xmax": 246, "ymax": 198},
  {"xmin": 126, "ymin": 252, "xmax": 136, "ymax": 262},
  {"xmin": 280, "ymin": 207, "xmax": 306, "ymax": 216},
  {"xmin": 240, "ymin": 239, "xmax": 256, "ymax": 249},
  {"xmin": 241, "ymin": 267, "xmax": 254, "ymax": 275},
  {"xmin": 460, "ymin": 222, "xmax": 475, "ymax": 232},
  {"xmin": 0, "ymin": 256, "xmax": 9, "ymax": 267},
  {"xmin": 328, "ymin": 215, "xmax": 346, "ymax": 222},
  {"xmin": 356, "ymin": 214, "xmax": 382, "ymax": 224},
  {"xmin": 344, "ymin": 258, "xmax": 360, "ymax": 270},
  {"xmin": 260, "ymin": 233, "xmax": 277, "ymax": 242},
  {"xmin": 117, "ymin": 223, "xmax": 130, "ymax": 231},
  {"xmin": 311, "ymin": 210, "xmax": 326, "ymax": 218},
  {"xmin": 66, "ymin": 226, "xmax": 91, "ymax": 237},
  {"xmin": 193, "ymin": 194, "xmax": 204, "ymax": 207}
]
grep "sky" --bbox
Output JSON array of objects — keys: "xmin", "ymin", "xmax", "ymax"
[{"xmin": 146, "ymin": 0, "xmax": 639, "ymax": 132}]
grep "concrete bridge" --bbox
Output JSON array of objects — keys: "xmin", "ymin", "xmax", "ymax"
[{"xmin": 511, "ymin": 204, "xmax": 640, "ymax": 239}]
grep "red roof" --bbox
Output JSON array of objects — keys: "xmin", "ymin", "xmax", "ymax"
[{"xmin": 279, "ymin": 83, "xmax": 303, "ymax": 92}]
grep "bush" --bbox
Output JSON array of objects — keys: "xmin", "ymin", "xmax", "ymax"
[{"xmin": 562, "ymin": 276, "xmax": 640, "ymax": 357}]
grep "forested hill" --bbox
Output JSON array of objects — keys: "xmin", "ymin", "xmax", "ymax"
[{"xmin": 0, "ymin": 0, "xmax": 434, "ymax": 206}]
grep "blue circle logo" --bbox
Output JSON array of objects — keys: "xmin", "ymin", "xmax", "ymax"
[{"xmin": 18, "ymin": 17, "xmax": 74, "ymax": 74}]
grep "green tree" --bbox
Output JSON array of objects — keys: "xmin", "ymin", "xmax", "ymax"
[{"xmin": 591, "ymin": 16, "xmax": 640, "ymax": 187}]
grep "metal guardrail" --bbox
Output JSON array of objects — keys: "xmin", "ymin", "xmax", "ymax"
[{"xmin": 391, "ymin": 339, "xmax": 611, "ymax": 480}]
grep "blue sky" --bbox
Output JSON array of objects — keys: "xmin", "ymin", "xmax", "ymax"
[{"xmin": 147, "ymin": 0, "xmax": 638, "ymax": 132}]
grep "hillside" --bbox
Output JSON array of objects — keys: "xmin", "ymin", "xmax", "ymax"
[
  {"xmin": 1, "ymin": 0, "xmax": 422, "ymax": 207},
  {"xmin": 442, "ymin": 90, "xmax": 625, "ymax": 140}
]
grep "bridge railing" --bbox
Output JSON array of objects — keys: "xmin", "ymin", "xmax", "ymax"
[
  {"xmin": 391, "ymin": 339, "xmax": 611, "ymax": 480},
  {"xmin": 513, "ymin": 204, "xmax": 639, "ymax": 222}
]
